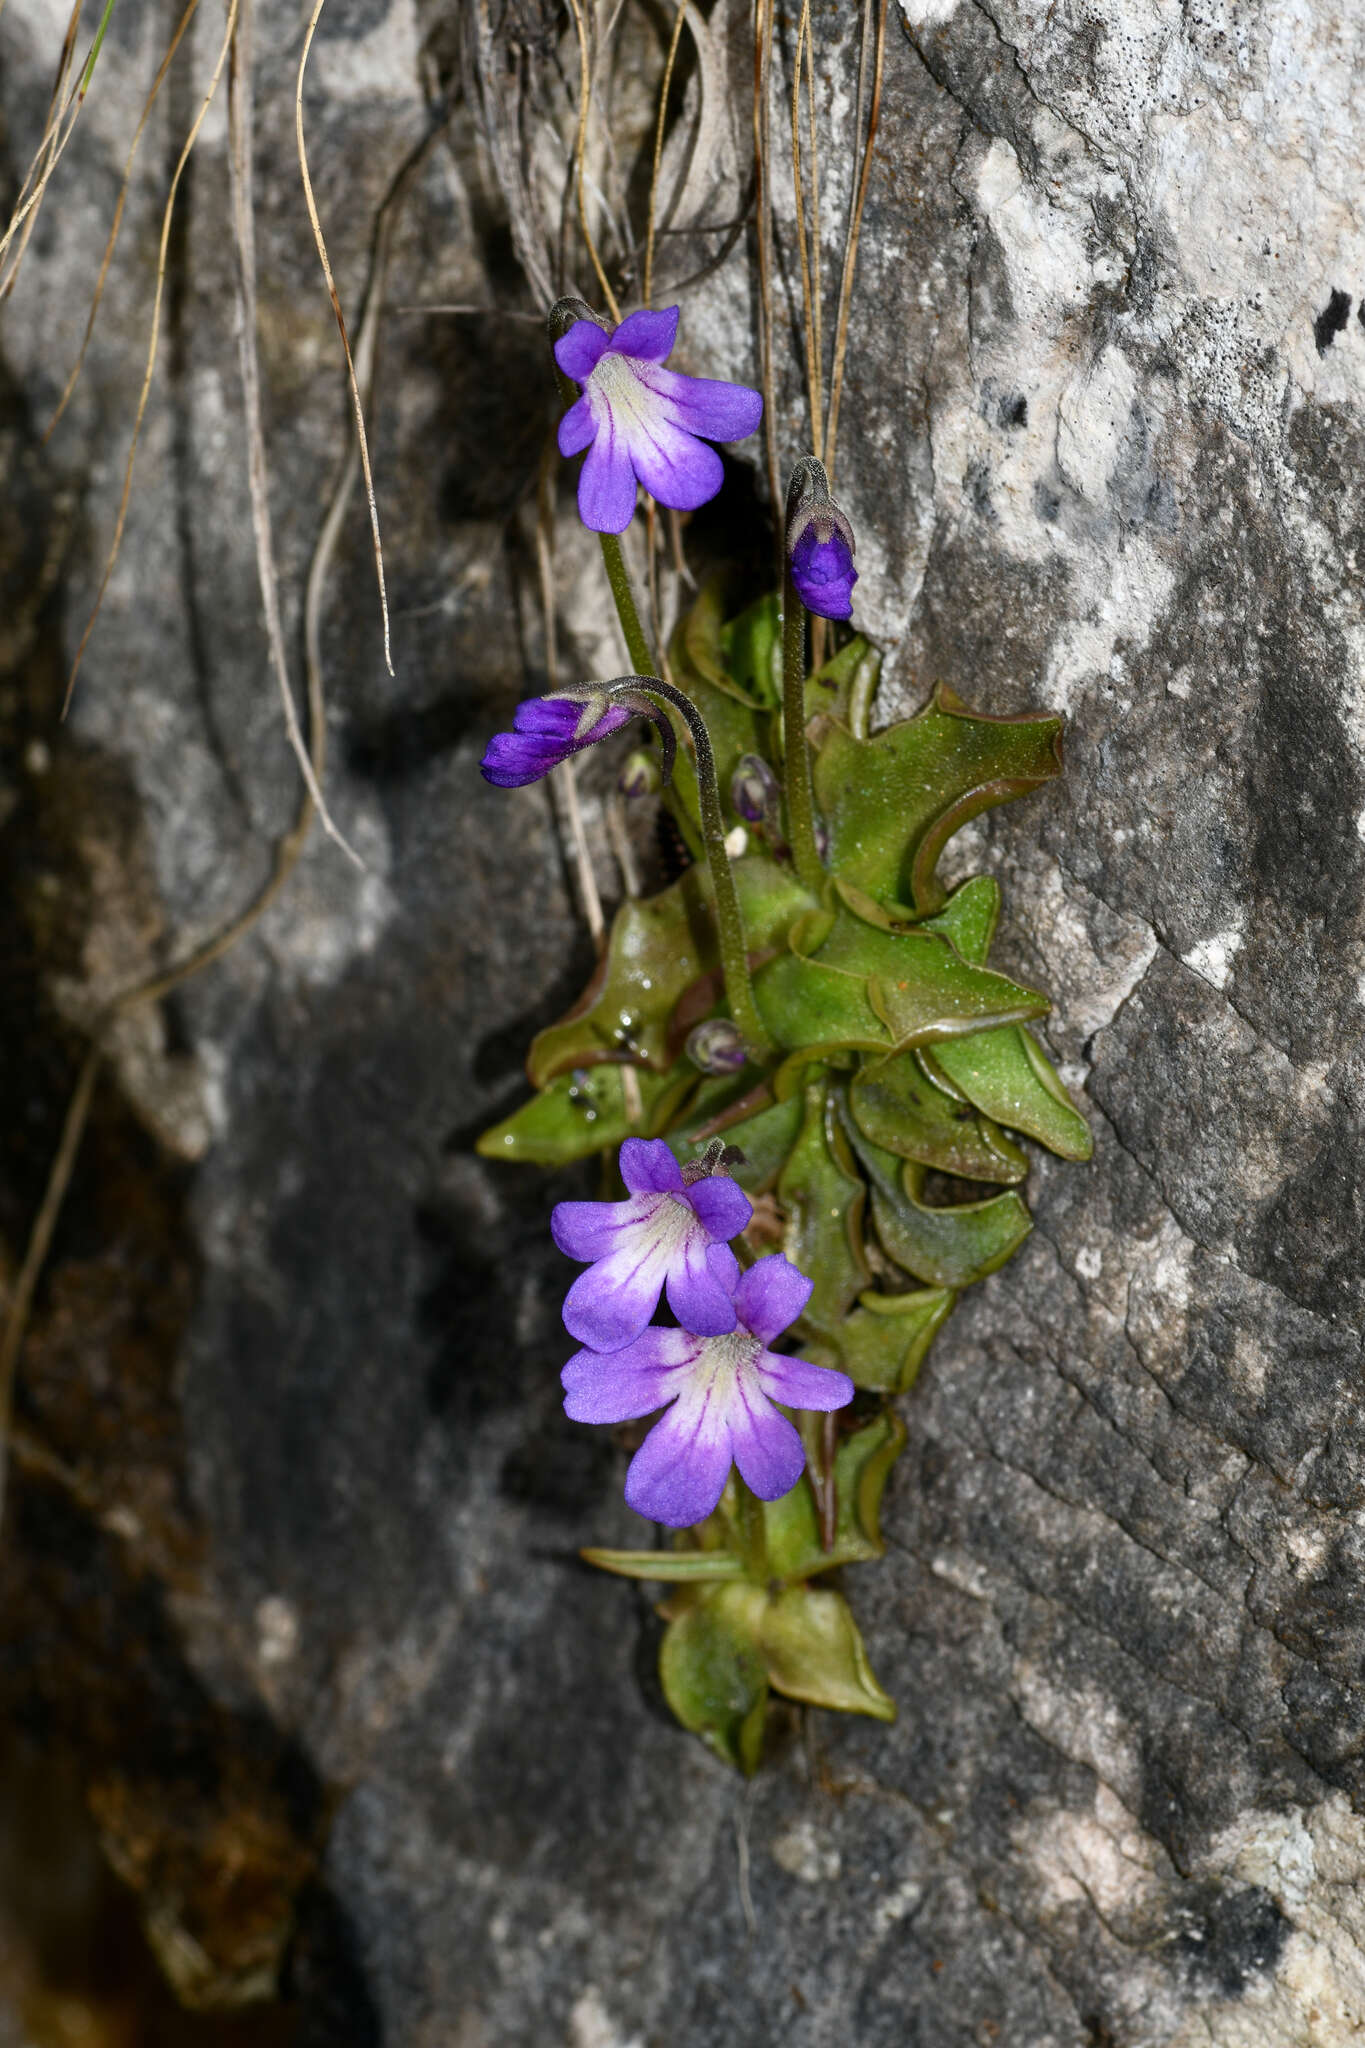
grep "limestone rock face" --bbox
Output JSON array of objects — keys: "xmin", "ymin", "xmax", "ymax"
[{"xmin": 1, "ymin": 1, "xmax": 1363, "ymax": 2043}]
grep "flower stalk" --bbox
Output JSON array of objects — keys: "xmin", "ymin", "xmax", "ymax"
[
  {"xmin": 605, "ymin": 675, "xmax": 774, "ymax": 1062},
  {"xmin": 782, "ymin": 460, "xmax": 831, "ymax": 894}
]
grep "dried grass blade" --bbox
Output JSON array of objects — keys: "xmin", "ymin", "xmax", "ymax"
[
  {"xmin": 46, "ymin": 0, "xmax": 202, "ymax": 440},
  {"xmin": 643, "ymin": 0, "xmax": 688, "ymax": 307},
  {"xmin": 296, "ymin": 0, "xmax": 394, "ymax": 676},
  {"xmin": 61, "ymin": 0, "xmax": 240, "ymax": 716},
  {"xmin": 822, "ymin": 0, "xmax": 887, "ymax": 480}
]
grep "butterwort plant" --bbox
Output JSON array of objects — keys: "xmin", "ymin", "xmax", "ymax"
[{"xmin": 477, "ymin": 298, "xmax": 1092, "ymax": 1771}]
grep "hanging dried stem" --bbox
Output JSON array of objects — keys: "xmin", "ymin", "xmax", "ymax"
[
  {"xmin": 0, "ymin": 99, "xmax": 433, "ymax": 1530},
  {"xmin": 46, "ymin": 0, "xmax": 202, "ymax": 439},
  {"xmin": 804, "ymin": 18, "xmax": 823, "ymax": 446},
  {"xmin": 643, "ymin": 0, "xmax": 688, "ymax": 308},
  {"xmin": 231, "ymin": 0, "xmax": 358, "ymax": 863},
  {"xmin": 823, "ymin": 0, "xmax": 887, "ymax": 480},
  {"xmin": 790, "ymin": 0, "xmax": 822, "ymax": 447},
  {"xmin": 296, "ymin": 0, "xmax": 394, "ymax": 676},
  {"xmin": 0, "ymin": 0, "xmax": 82, "ymax": 300},
  {"xmin": 61, "ymin": 0, "xmax": 241, "ymax": 717},
  {"xmin": 566, "ymin": 0, "xmax": 622, "ymax": 320},
  {"xmin": 752, "ymin": 0, "xmax": 781, "ymax": 538}
]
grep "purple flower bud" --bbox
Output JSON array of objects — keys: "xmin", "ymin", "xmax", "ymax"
[
  {"xmin": 685, "ymin": 1019, "xmax": 748, "ymax": 1075},
  {"xmin": 788, "ymin": 509, "xmax": 858, "ymax": 622},
  {"xmin": 619, "ymin": 750, "xmax": 661, "ymax": 798},
  {"xmin": 730, "ymin": 753, "xmax": 778, "ymax": 824},
  {"xmin": 480, "ymin": 692, "xmax": 631, "ymax": 788}
]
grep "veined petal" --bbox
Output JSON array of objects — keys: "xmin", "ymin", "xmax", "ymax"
[
  {"xmin": 562, "ymin": 1230, "xmax": 673, "ymax": 1351},
  {"xmin": 734, "ymin": 1255, "xmax": 813, "ymax": 1345},
  {"xmin": 626, "ymin": 415, "xmax": 724, "ymax": 512},
  {"xmin": 665, "ymin": 1237, "xmax": 740, "ymax": 1337},
  {"xmin": 607, "ymin": 305, "xmax": 679, "ymax": 362},
  {"xmin": 552, "ymin": 1193, "xmax": 653, "ymax": 1264},
  {"xmin": 755, "ymin": 1349, "xmax": 854, "ymax": 1414},
  {"xmin": 728, "ymin": 1377, "xmax": 806, "ymax": 1502},
  {"xmin": 578, "ymin": 411, "xmax": 638, "ymax": 533},
  {"xmin": 479, "ymin": 731, "xmax": 561, "ymax": 788},
  {"xmin": 633, "ymin": 364, "xmax": 764, "ymax": 444},
  {"xmin": 625, "ymin": 1384, "xmax": 732, "ymax": 1527},
  {"xmin": 558, "ymin": 393, "xmax": 596, "ymax": 457},
  {"xmin": 554, "ymin": 320, "xmax": 611, "ymax": 382},
  {"xmin": 562, "ymin": 1328, "xmax": 697, "ymax": 1423},
  {"xmin": 619, "ymin": 1138, "xmax": 685, "ymax": 1196},
  {"xmin": 684, "ymin": 1175, "xmax": 752, "ymax": 1242}
]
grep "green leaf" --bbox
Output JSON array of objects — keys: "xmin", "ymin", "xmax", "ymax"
[
  {"xmin": 659, "ymin": 1584, "xmax": 770, "ymax": 1773},
  {"xmin": 666, "ymin": 583, "xmax": 772, "ymax": 839},
  {"xmin": 834, "ymin": 1287, "xmax": 956, "ymax": 1393},
  {"xmin": 581, "ymin": 1548, "xmax": 745, "ymax": 1583},
  {"xmin": 718, "ymin": 592, "xmax": 783, "ymax": 708},
  {"xmin": 850, "ymin": 1122, "xmax": 1032, "ymax": 1288},
  {"xmin": 529, "ymin": 867, "xmax": 711, "ymax": 1084},
  {"xmin": 811, "ymin": 906, "xmax": 1050, "ymax": 1046},
  {"xmin": 918, "ymin": 876, "xmax": 1092, "ymax": 1161},
  {"xmin": 762, "ymin": 1414, "xmax": 908, "ymax": 1581},
  {"xmin": 919, "ymin": 873, "xmax": 1001, "ymax": 961},
  {"xmin": 850, "ymin": 1047, "xmax": 1029, "ymax": 1183},
  {"xmin": 758, "ymin": 1585, "xmax": 895, "ymax": 1721},
  {"xmin": 929, "ymin": 1029, "xmax": 1093, "ymax": 1162},
  {"xmin": 805, "ymin": 634, "xmax": 880, "ymax": 728},
  {"xmin": 756, "ymin": 952, "xmax": 893, "ymax": 1078},
  {"xmin": 529, "ymin": 856, "xmax": 811, "ymax": 1087},
  {"xmin": 812, "ymin": 684, "xmax": 1064, "ymax": 912},
  {"xmin": 777, "ymin": 1079, "xmax": 870, "ymax": 1332},
  {"xmin": 668, "ymin": 1080, "xmax": 805, "ymax": 1190},
  {"xmin": 475, "ymin": 1062, "xmax": 695, "ymax": 1167}
]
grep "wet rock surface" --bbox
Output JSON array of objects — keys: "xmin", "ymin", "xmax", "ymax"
[{"xmin": 2, "ymin": 1, "xmax": 1364, "ymax": 2044}]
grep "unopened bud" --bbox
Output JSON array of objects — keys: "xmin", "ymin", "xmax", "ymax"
[
  {"xmin": 685, "ymin": 1018, "xmax": 747, "ymax": 1076},
  {"xmin": 786, "ymin": 458, "xmax": 858, "ymax": 623},
  {"xmin": 619, "ymin": 749, "xmax": 661, "ymax": 798},
  {"xmin": 731, "ymin": 752, "xmax": 779, "ymax": 824}
]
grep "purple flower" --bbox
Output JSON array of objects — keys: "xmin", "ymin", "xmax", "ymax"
[
  {"xmin": 552, "ymin": 1137, "xmax": 753, "ymax": 1352},
  {"xmin": 789, "ymin": 513, "xmax": 858, "ymax": 622},
  {"xmin": 562, "ymin": 1256, "xmax": 854, "ymax": 1527},
  {"xmin": 480, "ymin": 693, "xmax": 631, "ymax": 788},
  {"xmin": 554, "ymin": 307, "xmax": 763, "ymax": 535}
]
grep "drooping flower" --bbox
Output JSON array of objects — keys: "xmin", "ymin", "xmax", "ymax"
[
  {"xmin": 555, "ymin": 307, "xmax": 763, "ymax": 535},
  {"xmin": 562, "ymin": 1255, "xmax": 854, "ymax": 1528},
  {"xmin": 552, "ymin": 1137, "xmax": 753, "ymax": 1352},
  {"xmin": 788, "ymin": 502, "xmax": 858, "ymax": 621},
  {"xmin": 480, "ymin": 692, "xmax": 631, "ymax": 788}
]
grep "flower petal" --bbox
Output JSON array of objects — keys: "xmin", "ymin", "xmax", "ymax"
[
  {"xmin": 728, "ymin": 1379, "xmax": 806, "ymax": 1502},
  {"xmin": 558, "ymin": 393, "xmax": 597, "ymax": 457},
  {"xmin": 562, "ymin": 1231, "xmax": 673, "ymax": 1351},
  {"xmin": 562, "ymin": 1328, "xmax": 696, "ymax": 1422},
  {"xmin": 551, "ymin": 1193, "xmax": 652, "ymax": 1265},
  {"xmin": 626, "ymin": 414, "xmax": 724, "ymax": 512},
  {"xmin": 684, "ymin": 1174, "xmax": 752, "ymax": 1243},
  {"xmin": 665, "ymin": 1237, "xmax": 739, "ymax": 1337},
  {"xmin": 734, "ymin": 1255, "xmax": 813, "ymax": 1344},
  {"xmin": 633, "ymin": 364, "xmax": 764, "ymax": 444},
  {"xmin": 619, "ymin": 1138, "xmax": 684, "ymax": 1196},
  {"xmin": 479, "ymin": 732, "xmax": 560, "ymax": 788},
  {"xmin": 624, "ymin": 1387, "xmax": 732, "ymax": 1527},
  {"xmin": 554, "ymin": 319, "xmax": 610, "ymax": 382},
  {"xmin": 755, "ymin": 1349, "xmax": 854, "ymax": 1413},
  {"xmin": 607, "ymin": 305, "xmax": 679, "ymax": 363},
  {"xmin": 578, "ymin": 410, "xmax": 639, "ymax": 533}
]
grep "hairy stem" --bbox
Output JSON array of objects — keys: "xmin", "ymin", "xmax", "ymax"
[
  {"xmin": 782, "ymin": 461, "xmax": 828, "ymax": 893},
  {"xmin": 608, "ymin": 676, "xmax": 773, "ymax": 1061},
  {"xmin": 734, "ymin": 1476, "xmax": 769, "ymax": 1581},
  {"xmin": 599, "ymin": 532, "xmax": 658, "ymax": 677}
]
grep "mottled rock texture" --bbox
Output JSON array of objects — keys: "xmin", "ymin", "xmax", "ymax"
[{"xmin": 2, "ymin": 0, "xmax": 1364, "ymax": 2043}]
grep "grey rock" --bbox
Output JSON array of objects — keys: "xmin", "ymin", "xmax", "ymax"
[{"xmin": 1, "ymin": 1, "xmax": 1364, "ymax": 2044}]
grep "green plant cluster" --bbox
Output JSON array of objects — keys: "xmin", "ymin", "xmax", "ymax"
[{"xmin": 479, "ymin": 581, "xmax": 1090, "ymax": 1769}]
